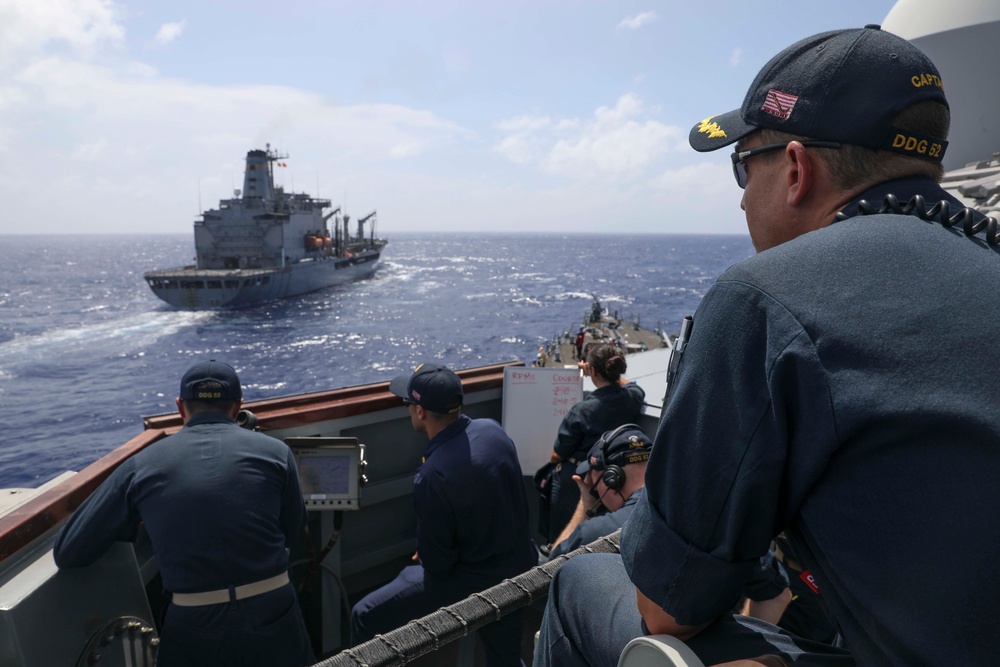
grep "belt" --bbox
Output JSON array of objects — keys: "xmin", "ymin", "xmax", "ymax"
[{"xmin": 171, "ymin": 572, "xmax": 289, "ymax": 607}]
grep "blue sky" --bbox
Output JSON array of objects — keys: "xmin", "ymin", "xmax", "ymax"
[{"xmin": 0, "ymin": 0, "xmax": 900, "ymax": 235}]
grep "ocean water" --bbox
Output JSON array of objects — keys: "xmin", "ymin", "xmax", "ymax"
[{"xmin": 0, "ymin": 233, "xmax": 753, "ymax": 488}]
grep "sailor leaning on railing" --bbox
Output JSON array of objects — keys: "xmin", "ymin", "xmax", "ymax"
[{"xmin": 54, "ymin": 360, "xmax": 315, "ymax": 667}]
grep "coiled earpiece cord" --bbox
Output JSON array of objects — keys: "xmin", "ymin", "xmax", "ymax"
[{"xmin": 834, "ymin": 193, "xmax": 1000, "ymax": 247}]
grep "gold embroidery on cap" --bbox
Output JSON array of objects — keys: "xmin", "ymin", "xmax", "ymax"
[
  {"xmin": 697, "ymin": 117, "xmax": 727, "ymax": 139},
  {"xmin": 910, "ymin": 73, "xmax": 943, "ymax": 89}
]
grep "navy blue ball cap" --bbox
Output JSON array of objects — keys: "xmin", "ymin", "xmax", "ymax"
[
  {"xmin": 689, "ymin": 25, "xmax": 949, "ymax": 162},
  {"xmin": 389, "ymin": 362, "xmax": 464, "ymax": 415},
  {"xmin": 180, "ymin": 360, "xmax": 242, "ymax": 402},
  {"xmin": 576, "ymin": 424, "xmax": 652, "ymax": 475}
]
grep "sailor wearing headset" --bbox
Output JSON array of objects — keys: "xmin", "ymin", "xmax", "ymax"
[
  {"xmin": 548, "ymin": 424, "xmax": 651, "ymax": 559},
  {"xmin": 545, "ymin": 426, "xmax": 796, "ymax": 636}
]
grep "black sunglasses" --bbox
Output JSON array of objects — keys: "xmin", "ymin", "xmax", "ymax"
[{"xmin": 730, "ymin": 141, "xmax": 841, "ymax": 189}]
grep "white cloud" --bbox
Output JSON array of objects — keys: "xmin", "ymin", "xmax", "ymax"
[
  {"xmin": 0, "ymin": 0, "xmax": 123, "ymax": 70},
  {"xmin": 14, "ymin": 56, "xmax": 472, "ymax": 157},
  {"xmin": 495, "ymin": 94, "xmax": 682, "ymax": 181},
  {"xmin": 496, "ymin": 134, "xmax": 535, "ymax": 164},
  {"xmin": 0, "ymin": 50, "xmax": 479, "ymax": 235},
  {"xmin": 647, "ymin": 162, "xmax": 746, "ymax": 234},
  {"xmin": 496, "ymin": 114, "xmax": 551, "ymax": 133},
  {"xmin": 650, "ymin": 161, "xmax": 733, "ymax": 198},
  {"xmin": 155, "ymin": 21, "xmax": 185, "ymax": 45},
  {"xmin": 595, "ymin": 93, "xmax": 644, "ymax": 123},
  {"xmin": 71, "ymin": 138, "xmax": 110, "ymax": 162},
  {"xmin": 0, "ymin": 85, "xmax": 29, "ymax": 110},
  {"xmin": 0, "ymin": 1, "xmax": 748, "ymax": 236},
  {"xmin": 617, "ymin": 11, "xmax": 659, "ymax": 31},
  {"xmin": 729, "ymin": 48, "xmax": 743, "ymax": 67},
  {"xmin": 541, "ymin": 121, "xmax": 671, "ymax": 178}
]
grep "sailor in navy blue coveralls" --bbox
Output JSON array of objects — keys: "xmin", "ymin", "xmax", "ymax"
[
  {"xmin": 549, "ymin": 487, "xmax": 645, "ymax": 559},
  {"xmin": 548, "ymin": 425, "xmax": 652, "ymax": 560},
  {"xmin": 351, "ymin": 363, "xmax": 537, "ymax": 667},
  {"xmin": 546, "ymin": 432, "xmax": 796, "ymax": 630},
  {"xmin": 535, "ymin": 26, "xmax": 1000, "ymax": 667},
  {"xmin": 54, "ymin": 361, "xmax": 314, "ymax": 667}
]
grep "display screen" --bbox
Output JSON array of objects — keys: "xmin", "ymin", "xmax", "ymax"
[
  {"xmin": 285, "ymin": 436, "xmax": 362, "ymax": 510},
  {"xmin": 299, "ymin": 453, "xmax": 350, "ymax": 496}
]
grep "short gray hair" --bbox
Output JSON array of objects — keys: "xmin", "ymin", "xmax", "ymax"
[{"xmin": 755, "ymin": 101, "xmax": 950, "ymax": 191}]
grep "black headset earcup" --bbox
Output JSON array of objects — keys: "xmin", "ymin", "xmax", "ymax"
[
  {"xmin": 602, "ymin": 464, "xmax": 625, "ymax": 491},
  {"xmin": 596, "ymin": 423, "xmax": 643, "ymax": 493}
]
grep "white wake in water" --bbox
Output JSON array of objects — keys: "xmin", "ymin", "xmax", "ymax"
[{"xmin": 0, "ymin": 311, "xmax": 214, "ymax": 367}]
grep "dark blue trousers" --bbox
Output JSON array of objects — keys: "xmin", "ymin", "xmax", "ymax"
[
  {"xmin": 532, "ymin": 553, "xmax": 854, "ymax": 667},
  {"xmin": 351, "ymin": 564, "xmax": 524, "ymax": 667},
  {"xmin": 157, "ymin": 584, "xmax": 314, "ymax": 667}
]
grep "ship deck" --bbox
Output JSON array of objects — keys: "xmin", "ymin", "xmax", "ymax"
[{"xmin": 534, "ymin": 310, "xmax": 670, "ymax": 370}]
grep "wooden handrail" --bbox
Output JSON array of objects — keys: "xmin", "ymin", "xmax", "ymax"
[{"xmin": 0, "ymin": 428, "xmax": 170, "ymax": 562}]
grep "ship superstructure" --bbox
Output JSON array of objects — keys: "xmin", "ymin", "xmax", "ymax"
[{"xmin": 144, "ymin": 145, "xmax": 386, "ymax": 309}]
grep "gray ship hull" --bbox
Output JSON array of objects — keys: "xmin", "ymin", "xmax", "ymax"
[
  {"xmin": 145, "ymin": 249, "xmax": 381, "ymax": 309},
  {"xmin": 144, "ymin": 145, "xmax": 387, "ymax": 310}
]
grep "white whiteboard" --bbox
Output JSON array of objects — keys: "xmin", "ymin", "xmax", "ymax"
[{"xmin": 502, "ymin": 366, "xmax": 583, "ymax": 474}]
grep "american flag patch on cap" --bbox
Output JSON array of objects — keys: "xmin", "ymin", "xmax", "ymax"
[{"xmin": 761, "ymin": 88, "xmax": 799, "ymax": 120}]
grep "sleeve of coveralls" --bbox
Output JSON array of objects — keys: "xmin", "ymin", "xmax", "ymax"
[
  {"xmin": 53, "ymin": 459, "xmax": 141, "ymax": 568},
  {"xmin": 552, "ymin": 404, "xmax": 586, "ymax": 459},
  {"xmin": 623, "ymin": 382, "xmax": 646, "ymax": 410},
  {"xmin": 413, "ymin": 469, "xmax": 459, "ymax": 578},
  {"xmin": 280, "ymin": 445, "xmax": 308, "ymax": 548},
  {"xmin": 621, "ymin": 279, "xmax": 838, "ymax": 626}
]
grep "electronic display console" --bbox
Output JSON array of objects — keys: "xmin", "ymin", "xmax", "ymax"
[{"xmin": 285, "ymin": 436, "xmax": 366, "ymax": 510}]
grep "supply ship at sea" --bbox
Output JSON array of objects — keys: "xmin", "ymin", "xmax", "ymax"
[{"xmin": 144, "ymin": 145, "xmax": 386, "ymax": 309}]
